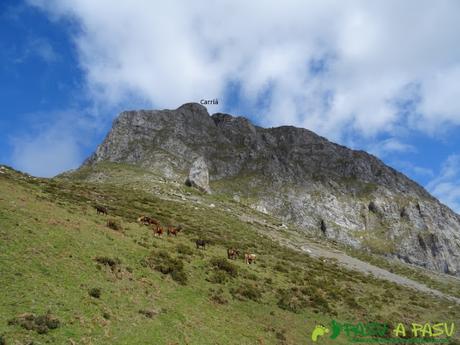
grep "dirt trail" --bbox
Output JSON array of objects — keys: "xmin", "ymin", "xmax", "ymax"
[
  {"xmin": 241, "ymin": 212, "xmax": 460, "ymax": 305},
  {"xmin": 299, "ymin": 242, "xmax": 460, "ymax": 305},
  {"xmin": 203, "ymin": 197, "xmax": 460, "ymax": 306}
]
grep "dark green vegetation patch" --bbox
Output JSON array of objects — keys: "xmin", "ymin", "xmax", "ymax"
[{"xmin": 8, "ymin": 312, "xmax": 60, "ymax": 334}]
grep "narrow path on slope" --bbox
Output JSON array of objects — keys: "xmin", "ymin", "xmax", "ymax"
[
  {"xmin": 190, "ymin": 197, "xmax": 460, "ymax": 306},
  {"xmin": 299, "ymin": 242, "xmax": 460, "ymax": 305},
  {"xmin": 242, "ymin": 212, "xmax": 460, "ymax": 305}
]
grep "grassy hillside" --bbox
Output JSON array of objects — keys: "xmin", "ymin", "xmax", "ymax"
[{"xmin": 0, "ymin": 165, "xmax": 459, "ymax": 345}]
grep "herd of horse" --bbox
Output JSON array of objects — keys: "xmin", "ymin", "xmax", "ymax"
[
  {"xmin": 95, "ymin": 206, "xmax": 257, "ymax": 264},
  {"xmin": 137, "ymin": 215, "xmax": 182, "ymax": 237}
]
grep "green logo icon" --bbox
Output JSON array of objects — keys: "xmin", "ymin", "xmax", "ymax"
[{"xmin": 311, "ymin": 324, "xmax": 330, "ymax": 342}]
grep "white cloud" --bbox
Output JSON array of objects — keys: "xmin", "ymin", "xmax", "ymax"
[
  {"xmin": 9, "ymin": 111, "xmax": 97, "ymax": 177},
  {"xmin": 417, "ymin": 65, "xmax": 460, "ymax": 132},
  {"xmin": 368, "ymin": 138, "xmax": 416, "ymax": 158},
  {"xmin": 27, "ymin": 0, "xmax": 460, "ymax": 142},
  {"xmin": 11, "ymin": 131, "xmax": 80, "ymax": 178},
  {"xmin": 427, "ymin": 155, "xmax": 460, "ymax": 213}
]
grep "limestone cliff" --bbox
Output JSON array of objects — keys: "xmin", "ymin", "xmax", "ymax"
[{"xmin": 83, "ymin": 103, "xmax": 460, "ymax": 276}]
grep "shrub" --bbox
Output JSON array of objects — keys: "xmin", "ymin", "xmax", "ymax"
[
  {"xmin": 209, "ymin": 288, "xmax": 228, "ymax": 305},
  {"xmin": 210, "ymin": 257, "xmax": 238, "ymax": 277},
  {"xmin": 8, "ymin": 312, "xmax": 60, "ymax": 334},
  {"xmin": 231, "ymin": 282, "xmax": 263, "ymax": 301},
  {"xmin": 290, "ymin": 273, "xmax": 305, "ymax": 285},
  {"xmin": 106, "ymin": 219, "xmax": 122, "ymax": 231},
  {"xmin": 95, "ymin": 256, "xmax": 121, "ymax": 268},
  {"xmin": 138, "ymin": 309, "xmax": 158, "ymax": 319},
  {"xmin": 146, "ymin": 250, "xmax": 188, "ymax": 285},
  {"xmin": 275, "ymin": 329, "xmax": 287, "ymax": 341},
  {"xmin": 89, "ymin": 288, "xmax": 101, "ymax": 298},
  {"xmin": 274, "ymin": 261, "xmax": 290, "ymax": 273},
  {"xmin": 382, "ymin": 290, "xmax": 394, "ymax": 299},
  {"xmin": 277, "ymin": 285, "xmax": 334, "ymax": 314},
  {"xmin": 0, "ymin": 335, "xmax": 5, "ymax": 345},
  {"xmin": 207, "ymin": 271, "xmax": 228, "ymax": 284},
  {"xmin": 176, "ymin": 244, "xmax": 194, "ymax": 255},
  {"xmin": 344, "ymin": 295, "xmax": 360, "ymax": 309},
  {"xmin": 310, "ymin": 291, "xmax": 333, "ymax": 314},
  {"xmin": 277, "ymin": 288, "xmax": 308, "ymax": 313},
  {"xmin": 170, "ymin": 269, "xmax": 188, "ymax": 285},
  {"xmin": 244, "ymin": 272, "xmax": 258, "ymax": 281}
]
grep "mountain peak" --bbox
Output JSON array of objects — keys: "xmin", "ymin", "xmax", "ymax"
[
  {"xmin": 177, "ymin": 102, "xmax": 209, "ymax": 115},
  {"xmin": 80, "ymin": 104, "xmax": 460, "ymax": 276}
]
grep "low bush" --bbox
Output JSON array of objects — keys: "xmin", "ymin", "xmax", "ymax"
[
  {"xmin": 207, "ymin": 271, "xmax": 229, "ymax": 284},
  {"xmin": 277, "ymin": 288, "xmax": 308, "ymax": 313},
  {"xmin": 95, "ymin": 256, "xmax": 121, "ymax": 268},
  {"xmin": 344, "ymin": 295, "xmax": 360, "ymax": 309},
  {"xmin": 290, "ymin": 273, "xmax": 305, "ymax": 285},
  {"xmin": 138, "ymin": 308, "xmax": 158, "ymax": 319},
  {"xmin": 274, "ymin": 262, "xmax": 289, "ymax": 273},
  {"xmin": 275, "ymin": 329, "xmax": 287, "ymax": 342},
  {"xmin": 231, "ymin": 282, "xmax": 263, "ymax": 301},
  {"xmin": 209, "ymin": 288, "xmax": 228, "ymax": 305},
  {"xmin": 170, "ymin": 269, "xmax": 188, "ymax": 285},
  {"xmin": 244, "ymin": 272, "xmax": 259, "ymax": 281},
  {"xmin": 106, "ymin": 219, "xmax": 122, "ymax": 231},
  {"xmin": 146, "ymin": 250, "xmax": 188, "ymax": 285},
  {"xmin": 8, "ymin": 312, "xmax": 60, "ymax": 334},
  {"xmin": 89, "ymin": 288, "xmax": 101, "ymax": 298},
  {"xmin": 309, "ymin": 290, "xmax": 333, "ymax": 314},
  {"xmin": 210, "ymin": 257, "xmax": 238, "ymax": 277},
  {"xmin": 176, "ymin": 243, "xmax": 194, "ymax": 255}
]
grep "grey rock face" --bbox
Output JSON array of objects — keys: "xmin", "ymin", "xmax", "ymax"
[
  {"xmin": 185, "ymin": 156, "xmax": 211, "ymax": 193},
  {"xmin": 83, "ymin": 103, "xmax": 460, "ymax": 276}
]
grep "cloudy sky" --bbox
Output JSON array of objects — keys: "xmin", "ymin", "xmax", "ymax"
[{"xmin": 1, "ymin": 0, "xmax": 460, "ymax": 211}]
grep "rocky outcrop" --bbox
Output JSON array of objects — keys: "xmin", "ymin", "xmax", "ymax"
[
  {"xmin": 185, "ymin": 157, "xmax": 211, "ymax": 193},
  {"xmin": 82, "ymin": 103, "xmax": 460, "ymax": 276}
]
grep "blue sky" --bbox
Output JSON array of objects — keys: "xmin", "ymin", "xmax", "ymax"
[{"xmin": 1, "ymin": 1, "xmax": 460, "ymax": 212}]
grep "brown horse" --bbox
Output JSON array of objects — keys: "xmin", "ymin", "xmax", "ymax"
[
  {"xmin": 153, "ymin": 225, "xmax": 164, "ymax": 237},
  {"xmin": 95, "ymin": 205, "xmax": 108, "ymax": 215},
  {"xmin": 244, "ymin": 253, "xmax": 256, "ymax": 264},
  {"xmin": 167, "ymin": 225, "xmax": 182, "ymax": 236},
  {"xmin": 227, "ymin": 248, "xmax": 240, "ymax": 260},
  {"xmin": 137, "ymin": 215, "xmax": 160, "ymax": 226}
]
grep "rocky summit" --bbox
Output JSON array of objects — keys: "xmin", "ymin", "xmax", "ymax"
[{"xmin": 83, "ymin": 103, "xmax": 460, "ymax": 276}]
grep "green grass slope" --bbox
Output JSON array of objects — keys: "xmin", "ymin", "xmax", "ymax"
[{"xmin": 0, "ymin": 165, "xmax": 459, "ymax": 345}]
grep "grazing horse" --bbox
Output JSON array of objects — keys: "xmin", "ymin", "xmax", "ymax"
[
  {"xmin": 195, "ymin": 239, "xmax": 206, "ymax": 249},
  {"xmin": 227, "ymin": 248, "xmax": 240, "ymax": 260},
  {"xmin": 95, "ymin": 205, "xmax": 108, "ymax": 215},
  {"xmin": 137, "ymin": 215, "xmax": 160, "ymax": 226},
  {"xmin": 167, "ymin": 225, "xmax": 182, "ymax": 236},
  {"xmin": 244, "ymin": 253, "xmax": 256, "ymax": 264},
  {"xmin": 153, "ymin": 225, "xmax": 164, "ymax": 237}
]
